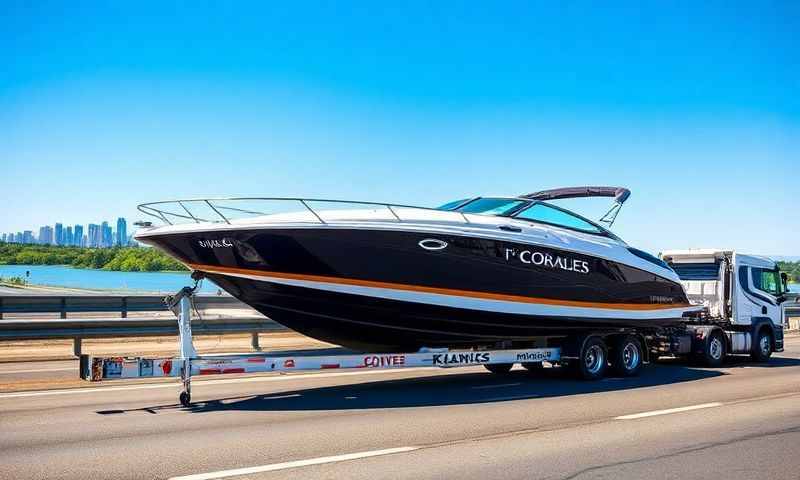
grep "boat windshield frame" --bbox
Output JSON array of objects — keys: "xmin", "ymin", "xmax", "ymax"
[{"xmin": 442, "ymin": 196, "xmax": 621, "ymax": 240}]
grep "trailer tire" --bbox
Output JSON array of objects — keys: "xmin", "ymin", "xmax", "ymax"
[
  {"xmin": 179, "ymin": 391, "xmax": 191, "ymax": 407},
  {"xmin": 698, "ymin": 331, "xmax": 726, "ymax": 367},
  {"xmin": 610, "ymin": 335, "xmax": 643, "ymax": 377},
  {"xmin": 750, "ymin": 327, "xmax": 773, "ymax": 363},
  {"xmin": 573, "ymin": 336, "xmax": 607, "ymax": 380},
  {"xmin": 484, "ymin": 363, "xmax": 513, "ymax": 374}
]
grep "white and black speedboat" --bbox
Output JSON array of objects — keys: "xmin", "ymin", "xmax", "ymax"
[{"xmin": 134, "ymin": 187, "xmax": 694, "ymax": 351}]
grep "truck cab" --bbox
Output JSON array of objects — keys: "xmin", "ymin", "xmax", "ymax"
[{"xmin": 661, "ymin": 249, "xmax": 787, "ymax": 356}]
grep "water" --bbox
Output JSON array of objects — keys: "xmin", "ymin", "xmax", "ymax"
[{"xmin": 0, "ymin": 264, "xmax": 220, "ymax": 294}]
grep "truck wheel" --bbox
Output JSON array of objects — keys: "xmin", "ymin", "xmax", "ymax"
[
  {"xmin": 699, "ymin": 331, "xmax": 726, "ymax": 367},
  {"xmin": 610, "ymin": 335, "xmax": 643, "ymax": 377},
  {"xmin": 484, "ymin": 363, "xmax": 513, "ymax": 374},
  {"xmin": 574, "ymin": 336, "xmax": 607, "ymax": 380},
  {"xmin": 750, "ymin": 328, "xmax": 773, "ymax": 362}
]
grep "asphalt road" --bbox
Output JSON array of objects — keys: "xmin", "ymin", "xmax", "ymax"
[{"xmin": 2, "ymin": 336, "xmax": 799, "ymax": 480}]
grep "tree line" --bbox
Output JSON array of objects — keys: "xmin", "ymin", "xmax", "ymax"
[{"xmin": 0, "ymin": 243, "xmax": 187, "ymax": 272}]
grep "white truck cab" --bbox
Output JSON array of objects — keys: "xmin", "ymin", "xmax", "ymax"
[{"xmin": 661, "ymin": 249, "xmax": 789, "ymax": 357}]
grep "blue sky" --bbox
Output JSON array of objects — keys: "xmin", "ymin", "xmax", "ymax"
[{"xmin": 2, "ymin": 1, "xmax": 798, "ymax": 254}]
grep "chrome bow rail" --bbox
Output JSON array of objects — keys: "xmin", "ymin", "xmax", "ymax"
[{"xmin": 137, "ymin": 197, "xmax": 472, "ymax": 226}]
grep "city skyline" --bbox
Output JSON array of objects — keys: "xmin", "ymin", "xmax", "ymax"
[{"xmin": 2, "ymin": 217, "xmax": 131, "ymax": 248}]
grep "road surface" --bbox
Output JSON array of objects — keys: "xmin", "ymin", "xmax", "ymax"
[{"xmin": 1, "ymin": 336, "xmax": 799, "ymax": 479}]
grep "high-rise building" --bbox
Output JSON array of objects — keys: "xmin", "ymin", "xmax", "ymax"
[
  {"xmin": 87, "ymin": 224, "xmax": 99, "ymax": 248},
  {"xmin": 38, "ymin": 226, "xmax": 54, "ymax": 245},
  {"xmin": 116, "ymin": 218, "xmax": 127, "ymax": 247},
  {"xmin": 74, "ymin": 225, "xmax": 84, "ymax": 247},
  {"xmin": 22, "ymin": 231, "xmax": 34, "ymax": 244},
  {"xmin": 1, "ymin": 233, "xmax": 6, "ymax": 243},
  {"xmin": 65, "ymin": 226, "xmax": 74, "ymax": 246},
  {"xmin": 54, "ymin": 223, "xmax": 63, "ymax": 246},
  {"xmin": 101, "ymin": 221, "xmax": 112, "ymax": 248}
]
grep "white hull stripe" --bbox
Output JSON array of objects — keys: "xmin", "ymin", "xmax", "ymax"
[{"xmin": 214, "ymin": 270, "xmax": 693, "ymax": 320}]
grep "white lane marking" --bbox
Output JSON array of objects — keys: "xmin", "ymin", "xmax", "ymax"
[
  {"xmin": 615, "ymin": 402, "xmax": 723, "ymax": 420},
  {"xmin": 168, "ymin": 446, "xmax": 419, "ymax": 480},
  {"xmin": 0, "ymin": 367, "xmax": 75, "ymax": 374},
  {"xmin": 0, "ymin": 367, "xmax": 431, "ymax": 399},
  {"xmin": 471, "ymin": 383, "xmax": 521, "ymax": 390}
]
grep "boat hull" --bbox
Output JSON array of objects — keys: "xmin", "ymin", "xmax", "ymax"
[{"xmin": 141, "ymin": 227, "xmax": 690, "ymax": 351}]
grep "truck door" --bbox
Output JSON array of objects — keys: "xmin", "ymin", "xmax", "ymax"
[{"xmin": 735, "ymin": 262, "xmax": 784, "ymax": 326}]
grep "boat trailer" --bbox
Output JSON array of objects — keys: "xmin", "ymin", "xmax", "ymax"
[{"xmin": 79, "ymin": 285, "xmax": 562, "ymax": 406}]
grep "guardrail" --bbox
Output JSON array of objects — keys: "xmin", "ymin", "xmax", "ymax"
[
  {"xmin": 0, "ymin": 295, "xmax": 241, "ymax": 319},
  {"xmin": 0, "ymin": 294, "xmax": 282, "ymax": 356}
]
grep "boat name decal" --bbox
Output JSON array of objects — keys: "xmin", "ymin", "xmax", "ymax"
[
  {"xmin": 198, "ymin": 238, "xmax": 234, "ymax": 248},
  {"xmin": 363, "ymin": 355, "xmax": 406, "ymax": 367},
  {"xmin": 432, "ymin": 352, "xmax": 490, "ymax": 366},
  {"xmin": 505, "ymin": 248, "xmax": 590, "ymax": 274}
]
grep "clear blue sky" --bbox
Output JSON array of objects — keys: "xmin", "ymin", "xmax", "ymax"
[{"xmin": 2, "ymin": 1, "xmax": 798, "ymax": 254}]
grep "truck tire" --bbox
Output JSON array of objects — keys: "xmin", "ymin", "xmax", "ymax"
[
  {"xmin": 698, "ymin": 331, "xmax": 726, "ymax": 367},
  {"xmin": 610, "ymin": 335, "xmax": 643, "ymax": 377},
  {"xmin": 484, "ymin": 363, "xmax": 513, "ymax": 374},
  {"xmin": 573, "ymin": 336, "xmax": 608, "ymax": 380},
  {"xmin": 750, "ymin": 328, "xmax": 773, "ymax": 362}
]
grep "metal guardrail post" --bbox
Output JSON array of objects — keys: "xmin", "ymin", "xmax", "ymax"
[
  {"xmin": 0, "ymin": 298, "xmax": 3, "ymax": 320},
  {"xmin": 73, "ymin": 338, "xmax": 82, "ymax": 357},
  {"xmin": 121, "ymin": 297, "xmax": 128, "ymax": 318},
  {"xmin": 60, "ymin": 298, "xmax": 67, "ymax": 319},
  {"xmin": 251, "ymin": 332, "xmax": 261, "ymax": 351}
]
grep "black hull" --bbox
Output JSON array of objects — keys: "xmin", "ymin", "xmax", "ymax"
[
  {"xmin": 141, "ymin": 227, "xmax": 690, "ymax": 351},
  {"xmin": 209, "ymin": 273, "xmax": 684, "ymax": 351}
]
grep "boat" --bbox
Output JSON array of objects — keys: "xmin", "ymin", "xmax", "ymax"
[{"xmin": 133, "ymin": 187, "xmax": 694, "ymax": 352}]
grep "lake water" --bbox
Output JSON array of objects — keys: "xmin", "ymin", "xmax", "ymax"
[{"xmin": 0, "ymin": 264, "xmax": 220, "ymax": 294}]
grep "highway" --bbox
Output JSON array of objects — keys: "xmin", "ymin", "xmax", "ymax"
[{"xmin": 1, "ymin": 335, "xmax": 799, "ymax": 480}]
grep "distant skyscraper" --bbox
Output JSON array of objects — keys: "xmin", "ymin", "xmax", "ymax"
[
  {"xmin": 116, "ymin": 218, "xmax": 127, "ymax": 247},
  {"xmin": 22, "ymin": 231, "xmax": 34, "ymax": 244},
  {"xmin": 1, "ymin": 233, "xmax": 6, "ymax": 243},
  {"xmin": 65, "ymin": 226, "xmax": 73, "ymax": 246},
  {"xmin": 39, "ymin": 226, "xmax": 54, "ymax": 245},
  {"xmin": 87, "ymin": 224, "xmax": 99, "ymax": 248},
  {"xmin": 74, "ymin": 225, "xmax": 84, "ymax": 247},
  {"xmin": 54, "ymin": 223, "xmax": 63, "ymax": 246},
  {"xmin": 101, "ymin": 221, "xmax": 112, "ymax": 248}
]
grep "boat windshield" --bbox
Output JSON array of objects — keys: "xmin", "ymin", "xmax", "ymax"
[{"xmin": 451, "ymin": 198, "xmax": 527, "ymax": 216}]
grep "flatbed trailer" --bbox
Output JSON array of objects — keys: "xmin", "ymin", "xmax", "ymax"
[{"xmin": 80, "ymin": 287, "xmax": 561, "ymax": 406}]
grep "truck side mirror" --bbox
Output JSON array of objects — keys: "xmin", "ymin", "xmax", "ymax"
[{"xmin": 781, "ymin": 272, "xmax": 789, "ymax": 291}]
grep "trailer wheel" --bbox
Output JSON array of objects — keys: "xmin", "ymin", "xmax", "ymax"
[
  {"xmin": 484, "ymin": 363, "xmax": 513, "ymax": 374},
  {"xmin": 179, "ymin": 391, "xmax": 191, "ymax": 407},
  {"xmin": 574, "ymin": 336, "xmax": 607, "ymax": 380},
  {"xmin": 610, "ymin": 335, "xmax": 643, "ymax": 377},
  {"xmin": 698, "ymin": 331, "xmax": 726, "ymax": 367},
  {"xmin": 750, "ymin": 328, "xmax": 773, "ymax": 363}
]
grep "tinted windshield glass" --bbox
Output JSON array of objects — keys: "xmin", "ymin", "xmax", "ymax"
[
  {"xmin": 437, "ymin": 198, "xmax": 470, "ymax": 210},
  {"xmin": 456, "ymin": 198, "xmax": 526, "ymax": 215},
  {"xmin": 514, "ymin": 203, "xmax": 601, "ymax": 233}
]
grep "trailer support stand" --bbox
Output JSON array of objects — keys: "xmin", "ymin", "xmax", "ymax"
[{"xmin": 169, "ymin": 286, "xmax": 198, "ymax": 407}]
